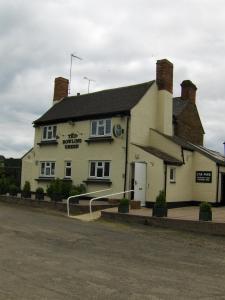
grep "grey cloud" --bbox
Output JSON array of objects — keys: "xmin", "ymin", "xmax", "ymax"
[{"xmin": 1, "ymin": 0, "xmax": 225, "ymax": 157}]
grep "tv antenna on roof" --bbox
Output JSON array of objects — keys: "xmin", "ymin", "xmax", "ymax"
[
  {"xmin": 69, "ymin": 53, "xmax": 82, "ymax": 94},
  {"xmin": 83, "ymin": 76, "xmax": 95, "ymax": 94}
]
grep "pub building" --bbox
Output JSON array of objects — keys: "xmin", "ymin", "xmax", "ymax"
[{"xmin": 21, "ymin": 59, "xmax": 225, "ymax": 206}]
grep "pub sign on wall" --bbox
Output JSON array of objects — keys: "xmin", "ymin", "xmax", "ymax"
[{"xmin": 196, "ymin": 171, "xmax": 212, "ymax": 183}]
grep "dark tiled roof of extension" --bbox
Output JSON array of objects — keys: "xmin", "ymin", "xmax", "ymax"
[
  {"xmin": 173, "ymin": 97, "xmax": 189, "ymax": 116},
  {"xmin": 189, "ymin": 144, "xmax": 225, "ymax": 166},
  {"xmin": 151, "ymin": 129, "xmax": 195, "ymax": 151},
  {"xmin": 151, "ymin": 129, "xmax": 225, "ymax": 166},
  {"xmin": 34, "ymin": 81, "xmax": 155, "ymax": 125},
  {"xmin": 133, "ymin": 144, "xmax": 183, "ymax": 165}
]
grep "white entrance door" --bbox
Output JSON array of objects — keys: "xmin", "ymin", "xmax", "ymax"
[{"xmin": 134, "ymin": 162, "xmax": 147, "ymax": 206}]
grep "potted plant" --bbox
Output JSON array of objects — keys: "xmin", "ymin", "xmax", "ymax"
[
  {"xmin": 35, "ymin": 187, "xmax": 44, "ymax": 201},
  {"xmin": 9, "ymin": 184, "xmax": 19, "ymax": 197},
  {"xmin": 152, "ymin": 190, "xmax": 167, "ymax": 217},
  {"xmin": 199, "ymin": 202, "xmax": 212, "ymax": 221},
  {"xmin": 118, "ymin": 198, "xmax": 129, "ymax": 213},
  {"xmin": 22, "ymin": 181, "xmax": 31, "ymax": 198}
]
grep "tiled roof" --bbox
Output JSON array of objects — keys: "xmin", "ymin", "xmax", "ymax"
[
  {"xmin": 34, "ymin": 81, "xmax": 155, "ymax": 125},
  {"xmin": 133, "ymin": 144, "xmax": 183, "ymax": 165}
]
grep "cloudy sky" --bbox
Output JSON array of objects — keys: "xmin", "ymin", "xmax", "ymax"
[{"xmin": 1, "ymin": 0, "xmax": 225, "ymax": 158}]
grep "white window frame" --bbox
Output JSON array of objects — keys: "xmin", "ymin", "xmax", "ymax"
[
  {"xmin": 42, "ymin": 125, "xmax": 57, "ymax": 141},
  {"xmin": 169, "ymin": 167, "xmax": 176, "ymax": 183},
  {"xmin": 65, "ymin": 161, "xmax": 72, "ymax": 178},
  {"xmin": 89, "ymin": 161, "xmax": 111, "ymax": 179},
  {"xmin": 40, "ymin": 161, "xmax": 55, "ymax": 177},
  {"xmin": 90, "ymin": 119, "xmax": 112, "ymax": 137}
]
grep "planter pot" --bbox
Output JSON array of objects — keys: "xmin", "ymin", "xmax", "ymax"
[
  {"xmin": 118, "ymin": 204, "xmax": 129, "ymax": 213},
  {"xmin": 130, "ymin": 200, "xmax": 141, "ymax": 210},
  {"xmin": 51, "ymin": 193, "xmax": 63, "ymax": 202},
  {"xmin": 22, "ymin": 192, "xmax": 31, "ymax": 199},
  {"xmin": 199, "ymin": 211, "xmax": 212, "ymax": 221},
  {"xmin": 152, "ymin": 205, "xmax": 168, "ymax": 217},
  {"xmin": 10, "ymin": 192, "xmax": 18, "ymax": 197},
  {"xmin": 35, "ymin": 193, "xmax": 44, "ymax": 201}
]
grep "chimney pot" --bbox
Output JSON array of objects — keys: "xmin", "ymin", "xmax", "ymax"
[
  {"xmin": 181, "ymin": 80, "xmax": 197, "ymax": 104},
  {"xmin": 156, "ymin": 59, "xmax": 173, "ymax": 93},
  {"xmin": 53, "ymin": 77, "xmax": 69, "ymax": 102}
]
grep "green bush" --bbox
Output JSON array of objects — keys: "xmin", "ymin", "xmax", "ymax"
[
  {"xmin": 200, "ymin": 202, "xmax": 212, "ymax": 213},
  {"xmin": 35, "ymin": 187, "xmax": 44, "ymax": 200},
  {"xmin": 69, "ymin": 184, "xmax": 86, "ymax": 196},
  {"xmin": 47, "ymin": 178, "xmax": 62, "ymax": 202},
  {"xmin": 199, "ymin": 201, "xmax": 212, "ymax": 221},
  {"xmin": 153, "ymin": 190, "xmax": 167, "ymax": 217},
  {"xmin": 0, "ymin": 177, "xmax": 11, "ymax": 194},
  {"xmin": 119, "ymin": 198, "xmax": 129, "ymax": 206},
  {"xmin": 155, "ymin": 190, "xmax": 166, "ymax": 206},
  {"xmin": 22, "ymin": 181, "xmax": 31, "ymax": 198},
  {"xmin": 61, "ymin": 181, "xmax": 72, "ymax": 199},
  {"xmin": 47, "ymin": 179, "xmax": 87, "ymax": 202},
  {"xmin": 9, "ymin": 184, "xmax": 20, "ymax": 196}
]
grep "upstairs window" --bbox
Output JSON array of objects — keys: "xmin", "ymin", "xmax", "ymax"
[
  {"xmin": 42, "ymin": 125, "xmax": 57, "ymax": 141},
  {"xmin": 89, "ymin": 161, "xmax": 110, "ymax": 179},
  {"xmin": 90, "ymin": 119, "xmax": 111, "ymax": 137},
  {"xmin": 40, "ymin": 161, "xmax": 55, "ymax": 177}
]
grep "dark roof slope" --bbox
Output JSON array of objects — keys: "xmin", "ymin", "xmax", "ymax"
[
  {"xmin": 34, "ymin": 81, "xmax": 155, "ymax": 125},
  {"xmin": 151, "ymin": 129, "xmax": 225, "ymax": 166},
  {"xmin": 133, "ymin": 144, "xmax": 183, "ymax": 165},
  {"xmin": 189, "ymin": 144, "xmax": 225, "ymax": 166}
]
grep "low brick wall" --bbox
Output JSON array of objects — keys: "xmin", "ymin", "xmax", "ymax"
[
  {"xmin": 0, "ymin": 195, "xmax": 114, "ymax": 215},
  {"xmin": 101, "ymin": 210, "xmax": 225, "ymax": 236}
]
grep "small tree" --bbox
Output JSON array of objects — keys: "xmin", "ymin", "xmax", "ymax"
[
  {"xmin": 22, "ymin": 181, "xmax": 31, "ymax": 198},
  {"xmin": 0, "ymin": 177, "xmax": 11, "ymax": 195},
  {"xmin": 35, "ymin": 187, "xmax": 44, "ymax": 200},
  {"xmin": 118, "ymin": 198, "xmax": 130, "ymax": 213},
  {"xmin": 153, "ymin": 190, "xmax": 167, "ymax": 217},
  {"xmin": 47, "ymin": 179, "xmax": 63, "ymax": 202},
  {"xmin": 9, "ymin": 184, "xmax": 19, "ymax": 196},
  {"xmin": 199, "ymin": 202, "xmax": 212, "ymax": 221}
]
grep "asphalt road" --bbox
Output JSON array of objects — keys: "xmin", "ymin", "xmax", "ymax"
[{"xmin": 0, "ymin": 202, "xmax": 225, "ymax": 300}]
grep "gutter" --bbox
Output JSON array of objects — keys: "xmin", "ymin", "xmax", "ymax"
[
  {"xmin": 164, "ymin": 163, "xmax": 167, "ymax": 201},
  {"xmin": 216, "ymin": 164, "xmax": 220, "ymax": 203},
  {"xmin": 123, "ymin": 116, "xmax": 130, "ymax": 196}
]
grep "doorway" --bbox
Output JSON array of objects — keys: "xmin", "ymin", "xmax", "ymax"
[
  {"xmin": 131, "ymin": 162, "xmax": 147, "ymax": 206},
  {"xmin": 221, "ymin": 173, "xmax": 225, "ymax": 205}
]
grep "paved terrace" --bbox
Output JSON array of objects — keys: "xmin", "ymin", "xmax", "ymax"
[
  {"xmin": 101, "ymin": 206, "xmax": 225, "ymax": 236},
  {"xmin": 103, "ymin": 206, "xmax": 225, "ymax": 222}
]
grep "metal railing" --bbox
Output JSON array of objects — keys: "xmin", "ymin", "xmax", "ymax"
[
  {"xmin": 89, "ymin": 190, "xmax": 134, "ymax": 214},
  {"xmin": 67, "ymin": 188, "xmax": 111, "ymax": 217}
]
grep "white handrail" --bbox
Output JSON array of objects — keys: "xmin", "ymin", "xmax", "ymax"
[
  {"xmin": 89, "ymin": 190, "xmax": 134, "ymax": 214},
  {"xmin": 67, "ymin": 188, "xmax": 111, "ymax": 217}
]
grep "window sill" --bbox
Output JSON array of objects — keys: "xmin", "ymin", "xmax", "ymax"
[
  {"xmin": 83, "ymin": 178, "xmax": 112, "ymax": 185},
  {"xmin": 35, "ymin": 177, "xmax": 72, "ymax": 182},
  {"xmin": 85, "ymin": 137, "xmax": 114, "ymax": 144},
  {"xmin": 35, "ymin": 177, "xmax": 55, "ymax": 181},
  {"xmin": 170, "ymin": 181, "xmax": 176, "ymax": 184},
  {"xmin": 63, "ymin": 178, "xmax": 72, "ymax": 181},
  {"xmin": 37, "ymin": 140, "xmax": 58, "ymax": 146}
]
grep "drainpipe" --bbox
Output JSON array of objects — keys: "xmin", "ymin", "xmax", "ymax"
[
  {"xmin": 164, "ymin": 162, "xmax": 167, "ymax": 201},
  {"xmin": 123, "ymin": 116, "xmax": 130, "ymax": 197},
  {"xmin": 216, "ymin": 164, "xmax": 220, "ymax": 203}
]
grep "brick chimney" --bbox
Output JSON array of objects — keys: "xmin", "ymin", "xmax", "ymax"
[
  {"xmin": 156, "ymin": 59, "xmax": 173, "ymax": 93},
  {"xmin": 53, "ymin": 77, "xmax": 69, "ymax": 103},
  {"xmin": 181, "ymin": 80, "xmax": 197, "ymax": 104}
]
